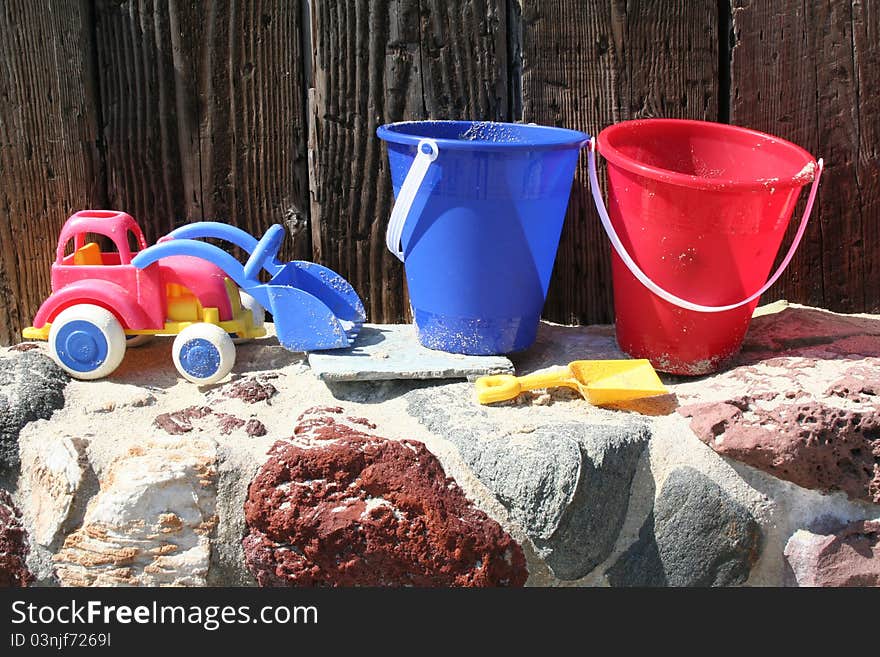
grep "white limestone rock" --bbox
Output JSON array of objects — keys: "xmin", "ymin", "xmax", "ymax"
[
  {"xmin": 53, "ymin": 436, "xmax": 218, "ymax": 586},
  {"xmin": 22, "ymin": 436, "xmax": 88, "ymax": 546}
]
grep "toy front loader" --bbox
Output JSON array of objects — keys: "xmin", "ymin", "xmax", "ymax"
[{"xmin": 132, "ymin": 223, "xmax": 365, "ymax": 351}]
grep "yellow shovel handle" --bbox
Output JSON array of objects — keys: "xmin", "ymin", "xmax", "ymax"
[{"xmin": 475, "ymin": 369, "xmax": 576, "ymax": 404}]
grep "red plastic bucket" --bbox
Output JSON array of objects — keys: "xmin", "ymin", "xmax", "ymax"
[{"xmin": 589, "ymin": 119, "xmax": 823, "ymax": 375}]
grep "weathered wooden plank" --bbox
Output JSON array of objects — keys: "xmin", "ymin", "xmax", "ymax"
[
  {"xmin": 308, "ymin": 0, "xmax": 511, "ymax": 323},
  {"xmin": 730, "ymin": 0, "xmax": 880, "ymax": 313},
  {"xmin": 94, "ymin": 0, "xmax": 310, "ymax": 259},
  {"xmin": 0, "ymin": 0, "xmax": 103, "ymax": 345},
  {"xmin": 522, "ymin": 0, "xmax": 719, "ymax": 325},
  {"xmin": 853, "ymin": 0, "xmax": 880, "ymax": 312},
  {"xmin": 202, "ymin": 0, "xmax": 312, "ymax": 258},
  {"xmin": 812, "ymin": 1, "xmax": 870, "ymax": 312},
  {"xmin": 730, "ymin": 1, "xmax": 823, "ymax": 308},
  {"xmin": 93, "ymin": 0, "xmax": 189, "ymax": 244}
]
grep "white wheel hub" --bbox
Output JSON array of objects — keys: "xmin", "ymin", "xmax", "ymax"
[
  {"xmin": 48, "ymin": 304, "xmax": 127, "ymax": 380},
  {"xmin": 172, "ymin": 323, "xmax": 236, "ymax": 384}
]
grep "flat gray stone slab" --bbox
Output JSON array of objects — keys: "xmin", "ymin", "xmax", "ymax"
[{"xmin": 307, "ymin": 324, "xmax": 514, "ymax": 382}]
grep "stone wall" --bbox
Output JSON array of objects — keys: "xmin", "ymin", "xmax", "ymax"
[{"xmin": 1, "ymin": 304, "xmax": 878, "ymax": 587}]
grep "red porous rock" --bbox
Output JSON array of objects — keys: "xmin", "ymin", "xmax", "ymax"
[
  {"xmin": 735, "ymin": 306, "xmax": 880, "ymax": 363},
  {"xmin": 154, "ymin": 406, "xmax": 213, "ymax": 435},
  {"xmin": 0, "ymin": 489, "xmax": 34, "ymax": 587},
  {"xmin": 784, "ymin": 520, "xmax": 880, "ymax": 587},
  {"xmin": 825, "ymin": 365, "xmax": 879, "ymax": 402},
  {"xmin": 680, "ymin": 398, "xmax": 880, "ymax": 504},
  {"xmin": 221, "ymin": 376, "xmax": 277, "ymax": 404},
  {"xmin": 675, "ymin": 307, "xmax": 880, "ymax": 504},
  {"xmin": 243, "ymin": 407, "xmax": 527, "ymax": 587},
  {"xmin": 244, "ymin": 418, "xmax": 267, "ymax": 437},
  {"xmin": 215, "ymin": 413, "xmax": 246, "ymax": 435},
  {"xmin": 154, "ymin": 406, "xmax": 266, "ymax": 438}
]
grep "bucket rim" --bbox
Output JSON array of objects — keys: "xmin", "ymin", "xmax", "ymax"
[
  {"xmin": 377, "ymin": 120, "xmax": 591, "ymax": 151},
  {"xmin": 597, "ymin": 118, "xmax": 818, "ymax": 191}
]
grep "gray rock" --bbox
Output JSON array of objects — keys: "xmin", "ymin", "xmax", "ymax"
[
  {"xmin": 207, "ymin": 442, "xmax": 261, "ymax": 586},
  {"xmin": 406, "ymin": 383, "xmax": 649, "ymax": 579},
  {"xmin": 605, "ymin": 511, "xmax": 666, "ymax": 586},
  {"xmin": 0, "ymin": 351, "xmax": 68, "ymax": 475},
  {"xmin": 308, "ymin": 324, "xmax": 514, "ymax": 381},
  {"xmin": 607, "ymin": 466, "xmax": 761, "ymax": 586}
]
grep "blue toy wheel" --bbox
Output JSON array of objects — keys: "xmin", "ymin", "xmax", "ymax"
[
  {"xmin": 172, "ymin": 323, "xmax": 236, "ymax": 384},
  {"xmin": 48, "ymin": 304, "xmax": 127, "ymax": 380}
]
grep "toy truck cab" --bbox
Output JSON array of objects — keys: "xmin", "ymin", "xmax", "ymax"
[
  {"xmin": 55, "ymin": 209, "xmax": 147, "ymax": 268},
  {"xmin": 25, "ymin": 210, "xmax": 164, "ymax": 337},
  {"xmin": 24, "ymin": 210, "xmax": 264, "ymax": 382}
]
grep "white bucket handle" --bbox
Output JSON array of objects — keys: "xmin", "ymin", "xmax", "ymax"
[
  {"xmin": 385, "ymin": 138, "xmax": 439, "ymax": 261},
  {"xmin": 587, "ymin": 137, "xmax": 824, "ymax": 313}
]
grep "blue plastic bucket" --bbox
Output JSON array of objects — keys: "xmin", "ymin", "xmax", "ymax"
[{"xmin": 377, "ymin": 120, "xmax": 589, "ymax": 355}]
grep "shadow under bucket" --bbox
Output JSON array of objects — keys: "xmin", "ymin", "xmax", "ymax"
[
  {"xmin": 378, "ymin": 120, "xmax": 589, "ymax": 355},
  {"xmin": 590, "ymin": 119, "xmax": 823, "ymax": 375}
]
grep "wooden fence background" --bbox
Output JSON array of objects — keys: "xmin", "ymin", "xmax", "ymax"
[{"xmin": 1, "ymin": 0, "xmax": 877, "ymax": 345}]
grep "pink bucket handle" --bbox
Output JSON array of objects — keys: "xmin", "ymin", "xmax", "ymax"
[{"xmin": 587, "ymin": 137, "xmax": 824, "ymax": 313}]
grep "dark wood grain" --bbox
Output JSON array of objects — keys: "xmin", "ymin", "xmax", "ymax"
[
  {"xmin": 308, "ymin": 0, "xmax": 511, "ymax": 323},
  {"xmin": 811, "ymin": 1, "xmax": 871, "ymax": 312},
  {"xmin": 522, "ymin": 0, "xmax": 719, "ymax": 325},
  {"xmin": 0, "ymin": 0, "xmax": 103, "ymax": 344},
  {"xmin": 730, "ymin": 1, "xmax": 823, "ymax": 308},
  {"xmin": 94, "ymin": 0, "xmax": 311, "ymax": 260},
  {"xmin": 1, "ymin": 1, "xmax": 877, "ymax": 346},
  {"xmin": 852, "ymin": 0, "xmax": 880, "ymax": 313},
  {"xmin": 730, "ymin": 0, "xmax": 880, "ymax": 313}
]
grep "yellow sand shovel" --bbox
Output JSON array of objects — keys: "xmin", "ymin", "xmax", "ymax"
[{"xmin": 475, "ymin": 359, "xmax": 668, "ymax": 406}]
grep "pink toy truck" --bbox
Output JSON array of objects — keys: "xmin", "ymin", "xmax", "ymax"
[{"xmin": 23, "ymin": 210, "xmax": 365, "ymax": 384}]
